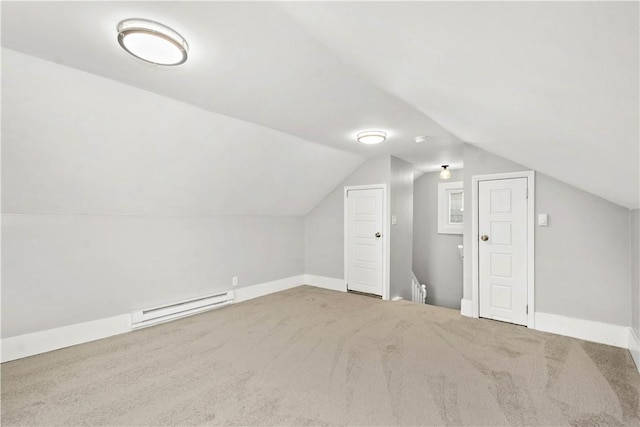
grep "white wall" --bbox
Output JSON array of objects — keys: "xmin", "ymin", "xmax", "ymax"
[
  {"xmin": 2, "ymin": 49, "xmax": 339, "ymax": 338},
  {"xmin": 413, "ymin": 169, "xmax": 464, "ymax": 309},
  {"xmin": 389, "ymin": 156, "xmax": 414, "ymax": 300},
  {"xmin": 463, "ymin": 144, "xmax": 632, "ymax": 327},
  {"xmin": 536, "ymin": 174, "xmax": 631, "ymax": 326},
  {"xmin": 632, "ymin": 209, "xmax": 640, "ymax": 337},
  {"xmin": 2, "ymin": 215, "xmax": 304, "ymax": 338},
  {"xmin": 304, "ymin": 156, "xmax": 391, "ymax": 279}
]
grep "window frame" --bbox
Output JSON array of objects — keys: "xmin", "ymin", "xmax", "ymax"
[{"xmin": 438, "ymin": 181, "xmax": 464, "ymax": 234}]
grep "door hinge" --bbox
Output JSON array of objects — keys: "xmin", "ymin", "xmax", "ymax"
[
  {"xmin": 526, "ymin": 305, "xmax": 528, "ymax": 314},
  {"xmin": 526, "ymin": 189, "xmax": 529, "ymax": 199}
]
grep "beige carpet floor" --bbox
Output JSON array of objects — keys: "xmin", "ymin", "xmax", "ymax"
[{"xmin": 2, "ymin": 285, "xmax": 639, "ymax": 426}]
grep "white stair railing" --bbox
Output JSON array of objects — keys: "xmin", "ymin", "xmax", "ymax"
[{"xmin": 411, "ymin": 272, "xmax": 427, "ymax": 304}]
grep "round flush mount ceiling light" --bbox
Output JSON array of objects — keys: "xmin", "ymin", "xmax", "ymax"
[
  {"xmin": 440, "ymin": 165, "xmax": 452, "ymax": 180},
  {"xmin": 357, "ymin": 130, "xmax": 387, "ymax": 145},
  {"xmin": 117, "ymin": 19, "xmax": 189, "ymax": 66}
]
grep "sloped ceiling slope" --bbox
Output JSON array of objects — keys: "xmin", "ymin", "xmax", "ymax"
[
  {"xmin": 2, "ymin": 49, "xmax": 363, "ymax": 216},
  {"xmin": 2, "ymin": 2, "xmax": 637, "ymax": 209},
  {"xmin": 1, "ymin": 1, "xmax": 463, "ymax": 176},
  {"xmin": 281, "ymin": 1, "xmax": 640, "ymax": 209}
]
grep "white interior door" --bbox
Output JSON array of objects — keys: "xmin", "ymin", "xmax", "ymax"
[
  {"xmin": 346, "ymin": 188, "xmax": 384, "ymax": 296},
  {"xmin": 479, "ymin": 178, "xmax": 528, "ymax": 325}
]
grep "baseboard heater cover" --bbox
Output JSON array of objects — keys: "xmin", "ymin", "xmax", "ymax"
[{"xmin": 131, "ymin": 290, "xmax": 234, "ymax": 330}]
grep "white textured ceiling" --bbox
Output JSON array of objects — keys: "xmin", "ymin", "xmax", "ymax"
[
  {"xmin": 280, "ymin": 1, "xmax": 639, "ymax": 208},
  {"xmin": 1, "ymin": 1, "xmax": 463, "ymax": 174},
  {"xmin": 2, "ymin": 49, "xmax": 363, "ymax": 216},
  {"xmin": 2, "ymin": 1, "xmax": 638, "ymax": 208}
]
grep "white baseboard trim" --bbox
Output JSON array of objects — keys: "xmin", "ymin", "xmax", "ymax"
[
  {"xmin": 629, "ymin": 328, "xmax": 640, "ymax": 373},
  {"xmin": 535, "ymin": 312, "xmax": 630, "ymax": 349},
  {"xmin": 234, "ymin": 274, "xmax": 306, "ymax": 303},
  {"xmin": 303, "ymin": 274, "xmax": 346, "ymax": 292},
  {"xmin": 7, "ymin": 279, "xmax": 633, "ymax": 365},
  {"xmin": 460, "ymin": 299, "xmax": 473, "ymax": 317},
  {"xmin": 2, "ymin": 274, "xmax": 336, "ymax": 363},
  {"xmin": 1, "ymin": 314, "xmax": 131, "ymax": 363}
]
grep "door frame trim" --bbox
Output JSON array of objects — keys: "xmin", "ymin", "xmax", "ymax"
[
  {"xmin": 471, "ymin": 171, "xmax": 535, "ymax": 328},
  {"xmin": 344, "ymin": 184, "xmax": 390, "ymax": 301}
]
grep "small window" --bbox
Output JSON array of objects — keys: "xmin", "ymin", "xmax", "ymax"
[{"xmin": 438, "ymin": 181, "xmax": 463, "ymax": 234}]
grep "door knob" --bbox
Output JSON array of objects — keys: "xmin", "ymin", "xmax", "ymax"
[
  {"xmin": 375, "ymin": 232, "xmax": 382, "ymax": 238},
  {"xmin": 480, "ymin": 235, "xmax": 489, "ymax": 241}
]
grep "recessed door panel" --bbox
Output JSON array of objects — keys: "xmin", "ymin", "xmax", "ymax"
[
  {"xmin": 355, "ymin": 196, "xmax": 376, "ymax": 215},
  {"xmin": 490, "ymin": 253, "xmax": 512, "ymax": 278},
  {"xmin": 490, "ymin": 189, "xmax": 512, "ymax": 213},
  {"xmin": 354, "ymin": 244, "xmax": 375, "ymax": 263},
  {"xmin": 353, "ymin": 266, "xmax": 376, "ymax": 287},
  {"xmin": 490, "ymin": 284, "xmax": 512, "ymax": 310},
  {"xmin": 355, "ymin": 221, "xmax": 376, "ymax": 239},
  {"xmin": 490, "ymin": 222, "xmax": 512, "ymax": 245}
]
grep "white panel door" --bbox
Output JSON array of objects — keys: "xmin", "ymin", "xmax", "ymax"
[
  {"xmin": 479, "ymin": 178, "xmax": 528, "ymax": 325},
  {"xmin": 346, "ymin": 188, "xmax": 384, "ymax": 295}
]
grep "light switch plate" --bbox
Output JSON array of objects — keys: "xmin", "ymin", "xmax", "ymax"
[
  {"xmin": 538, "ymin": 214, "xmax": 548, "ymax": 226},
  {"xmin": 391, "ymin": 215, "xmax": 397, "ymax": 225}
]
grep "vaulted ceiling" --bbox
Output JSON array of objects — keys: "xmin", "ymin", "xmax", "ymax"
[{"xmin": 2, "ymin": 1, "xmax": 638, "ymax": 209}]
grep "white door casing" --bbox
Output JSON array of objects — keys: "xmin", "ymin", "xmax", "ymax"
[
  {"xmin": 345, "ymin": 187, "xmax": 384, "ymax": 296},
  {"xmin": 478, "ymin": 177, "xmax": 528, "ymax": 325}
]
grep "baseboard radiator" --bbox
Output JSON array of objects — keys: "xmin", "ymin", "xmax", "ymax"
[
  {"xmin": 411, "ymin": 272, "xmax": 427, "ymax": 305},
  {"xmin": 131, "ymin": 291, "xmax": 234, "ymax": 330}
]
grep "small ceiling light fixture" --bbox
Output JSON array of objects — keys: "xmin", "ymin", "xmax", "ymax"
[
  {"xmin": 440, "ymin": 165, "xmax": 452, "ymax": 180},
  {"xmin": 357, "ymin": 130, "xmax": 387, "ymax": 145},
  {"xmin": 414, "ymin": 135, "xmax": 428, "ymax": 144},
  {"xmin": 117, "ymin": 18, "xmax": 189, "ymax": 66}
]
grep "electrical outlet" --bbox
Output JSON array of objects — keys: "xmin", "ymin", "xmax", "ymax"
[{"xmin": 232, "ymin": 276, "xmax": 238, "ymax": 287}]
